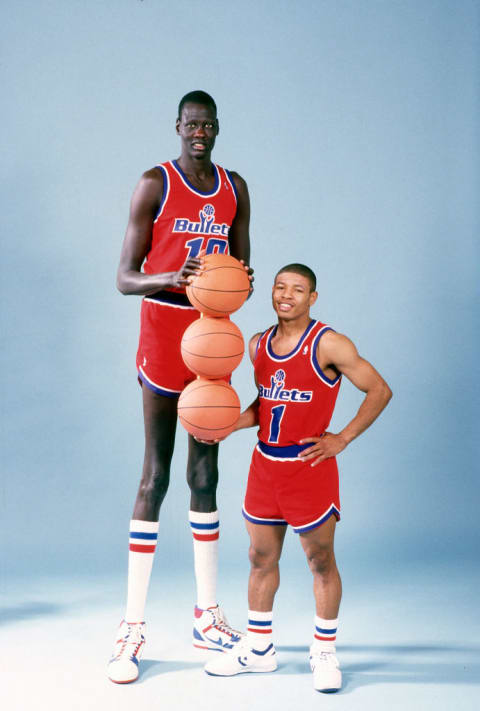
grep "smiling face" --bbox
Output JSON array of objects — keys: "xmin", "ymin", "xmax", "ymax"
[
  {"xmin": 272, "ymin": 271, "xmax": 318, "ymax": 322},
  {"xmin": 176, "ymin": 102, "xmax": 219, "ymax": 161}
]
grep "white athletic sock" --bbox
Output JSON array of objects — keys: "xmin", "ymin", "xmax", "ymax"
[
  {"xmin": 246, "ymin": 609, "xmax": 273, "ymax": 651},
  {"xmin": 189, "ymin": 510, "xmax": 219, "ymax": 609},
  {"xmin": 312, "ymin": 615, "xmax": 338, "ymax": 653},
  {"xmin": 124, "ymin": 519, "xmax": 159, "ymax": 622}
]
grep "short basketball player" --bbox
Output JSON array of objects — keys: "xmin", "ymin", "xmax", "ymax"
[
  {"xmin": 108, "ymin": 91, "xmax": 252, "ymax": 684},
  {"xmin": 204, "ymin": 264, "xmax": 392, "ymax": 693}
]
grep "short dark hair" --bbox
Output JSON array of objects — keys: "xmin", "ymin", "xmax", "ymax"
[
  {"xmin": 275, "ymin": 263, "xmax": 317, "ymax": 292},
  {"xmin": 178, "ymin": 90, "xmax": 217, "ymax": 119}
]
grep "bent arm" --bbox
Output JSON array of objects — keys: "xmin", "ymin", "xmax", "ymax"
[
  {"xmin": 116, "ymin": 170, "xmax": 202, "ymax": 295},
  {"xmin": 227, "ymin": 173, "xmax": 250, "ymax": 265},
  {"xmin": 232, "ymin": 331, "xmax": 262, "ymax": 432},
  {"xmin": 330, "ymin": 334, "xmax": 392, "ymax": 446},
  {"xmin": 300, "ymin": 332, "xmax": 392, "ymax": 465}
]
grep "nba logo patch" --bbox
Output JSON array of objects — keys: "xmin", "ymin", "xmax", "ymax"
[{"xmin": 303, "ymin": 345, "xmax": 309, "ymax": 355}]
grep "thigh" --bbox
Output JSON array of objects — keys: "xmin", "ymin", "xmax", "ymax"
[
  {"xmin": 246, "ymin": 519, "xmax": 287, "ymax": 560},
  {"xmin": 142, "ymin": 384, "xmax": 179, "ymax": 464},
  {"xmin": 243, "ymin": 448, "xmax": 286, "ymax": 525},
  {"xmin": 137, "ymin": 302, "xmax": 197, "ymax": 396},
  {"xmin": 298, "ymin": 514, "xmax": 337, "ymax": 558},
  {"xmin": 186, "ymin": 433, "xmax": 219, "ymax": 471}
]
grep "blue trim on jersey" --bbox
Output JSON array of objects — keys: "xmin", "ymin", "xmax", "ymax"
[
  {"xmin": 225, "ymin": 169, "xmax": 238, "ymax": 200},
  {"xmin": 292, "ymin": 506, "xmax": 340, "ymax": 534},
  {"xmin": 190, "ymin": 521, "xmax": 220, "ymax": 530},
  {"xmin": 172, "ymin": 159, "xmax": 219, "ymax": 196},
  {"xmin": 267, "ymin": 319, "xmax": 316, "ymax": 361},
  {"xmin": 257, "ymin": 440, "xmax": 311, "ymax": 459},
  {"xmin": 242, "ymin": 508, "xmax": 288, "ymax": 527},
  {"xmin": 129, "ymin": 532, "xmax": 158, "ymax": 540},
  {"xmin": 153, "ymin": 165, "xmax": 168, "ymax": 220},
  {"xmin": 254, "ymin": 329, "xmax": 270, "ymax": 362},
  {"xmin": 311, "ymin": 327, "xmax": 341, "ymax": 386},
  {"xmin": 145, "ymin": 290, "xmax": 194, "ymax": 308},
  {"xmin": 137, "ymin": 369, "xmax": 181, "ymax": 398}
]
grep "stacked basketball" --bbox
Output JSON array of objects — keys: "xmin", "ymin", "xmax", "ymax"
[{"xmin": 177, "ymin": 254, "xmax": 250, "ymax": 441}]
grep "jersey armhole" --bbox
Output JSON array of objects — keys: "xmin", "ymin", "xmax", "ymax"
[
  {"xmin": 253, "ymin": 328, "xmax": 271, "ymax": 362},
  {"xmin": 153, "ymin": 165, "xmax": 169, "ymax": 222},
  {"xmin": 311, "ymin": 327, "xmax": 341, "ymax": 387},
  {"xmin": 224, "ymin": 169, "xmax": 239, "ymax": 202}
]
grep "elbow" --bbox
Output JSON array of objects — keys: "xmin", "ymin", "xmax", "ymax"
[{"xmin": 116, "ymin": 271, "xmax": 129, "ymax": 295}]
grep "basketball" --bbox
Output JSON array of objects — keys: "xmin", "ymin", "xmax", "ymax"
[
  {"xmin": 186, "ymin": 253, "xmax": 250, "ymax": 316},
  {"xmin": 181, "ymin": 317, "xmax": 245, "ymax": 378},
  {"xmin": 177, "ymin": 378, "xmax": 241, "ymax": 440}
]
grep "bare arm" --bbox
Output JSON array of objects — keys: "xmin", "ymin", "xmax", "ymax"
[
  {"xmin": 116, "ymin": 169, "xmax": 203, "ymax": 295},
  {"xmin": 228, "ymin": 172, "xmax": 254, "ymax": 291},
  {"xmin": 300, "ymin": 332, "xmax": 392, "ymax": 466},
  {"xmin": 232, "ymin": 332, "xmax": 262, "ymax": 431}
]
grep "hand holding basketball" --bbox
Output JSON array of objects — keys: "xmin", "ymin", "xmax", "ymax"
[{"xmin": 186, "ymin": 253, "xmax": 250, "ymax": 316}]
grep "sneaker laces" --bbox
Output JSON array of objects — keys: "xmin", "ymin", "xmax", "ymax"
[
  {"xmin": 311, "ymin": 651, "xmax": 338, "ymax": 669},
  {"xmin": 211, "ymin": 607, "xmax": 237, "ymax": 634},
  {"xmin": 115, "ymin": 622, "xmax": 144, "ymax": 660}
]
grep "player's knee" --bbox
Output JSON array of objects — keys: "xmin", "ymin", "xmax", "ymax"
[
  {"xmin": 187, "ymin": 465, "xmax": 218, "ymax": 497},
  {"xmin": 249, "ymin": 543, "xmax": 280, "ymax": 571},
  {"xmin": 138, "ymin": 466, "xmax": 170, "ymax": 504},
  {"xmin": 305, "ymin": 545, "xmax": 335, "ymax": 577}
]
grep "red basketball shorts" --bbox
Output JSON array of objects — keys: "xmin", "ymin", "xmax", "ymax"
[
  {"xmin": 136, "ymin": 292, "xmax": 198, "ymax": 397},
  {"xmin": 243, "ymin": 442, "xmax": 341, "ymax": 534}
]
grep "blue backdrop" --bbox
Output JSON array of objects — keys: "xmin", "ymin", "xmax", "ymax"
[{"xmin": 1, "ymin": 0, "xmax": 478, "ymax": 581}]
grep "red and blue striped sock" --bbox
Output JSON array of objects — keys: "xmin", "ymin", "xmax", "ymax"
[
  {"xmin": 189, "ymin": 510, "xmax": 219, "ymax": 610},
  {"xmin": 124, "ymin": 519, "xmax": 159, "ymax": 622},
  {"xmin": 246, "ymin": 609, "xmax": 273, "ymax": 651},
  {"xmin": 313, "ymin": 615, "xmax": 338, "ymax": 653}
]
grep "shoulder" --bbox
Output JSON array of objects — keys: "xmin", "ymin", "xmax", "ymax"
[
  {"xmin": 226, "ymin": 170, "xmax": 249, "ymax": 196},
  {"xmin": 248, "ymin": 330, "xmax": 266, "ymax": 362},
  {"xmin": 317, "ymin": 329, "xmax": 358, "ymax": 365},
  {"xmin": 131, "ymin": 167, "xmax": 164, "ymax": 207}
]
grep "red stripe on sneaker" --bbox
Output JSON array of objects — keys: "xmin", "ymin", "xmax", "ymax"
[
  {"xmin": 193, "ymin": 532, "xmax": 219, "ymax": 541},
  {"xmin": 248, "ymin": 627, "xmax": 272, "ymax": 634},
  {"xmin": 129, "ymin": 544, "xmax": 156, "ymax": 553},
  {"xmin": 314, "ymin": 634, "xmax": 336, "ymax": 641}
]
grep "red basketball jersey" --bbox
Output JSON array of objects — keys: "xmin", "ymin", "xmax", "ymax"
[
  {"xmin": 143, "ymin": 160, "xmax": 238, "ymax": 289},
  {"xmin": 255, "ymin": 320, "xmax": 341, "ymax": 447}
]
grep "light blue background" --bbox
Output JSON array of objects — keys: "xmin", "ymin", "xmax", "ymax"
[{"xmin": 1, "ymin": 0, "xmax": 479, "ymax": 584}]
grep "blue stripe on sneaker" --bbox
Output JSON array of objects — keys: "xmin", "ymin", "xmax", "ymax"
[{"xmin": 252, "ymin": 644, "xmax": 274, "ymax": 656}]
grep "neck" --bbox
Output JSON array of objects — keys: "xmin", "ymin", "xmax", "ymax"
[
  {"xmin": 276, "ymin": 314, "xmax": 312, "ymax": 338},
  {"xmin": 176, "ymin": 153, "xmax": 213, "ymax": 176}
]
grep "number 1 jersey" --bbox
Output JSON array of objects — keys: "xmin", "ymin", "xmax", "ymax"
[{"xmin": 254, "ymin": 320, "xmax": 342, "ymax": 447}]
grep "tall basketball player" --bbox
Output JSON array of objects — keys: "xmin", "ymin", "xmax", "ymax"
[
  {"xmin": 204, "ymin": 264, "xmax": 391, "ymax": 693},
  {"xmin": 108, "ymin": 91, "xmax": 251, "ymax": 683}
]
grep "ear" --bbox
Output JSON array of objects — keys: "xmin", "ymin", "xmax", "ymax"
[
  {"xmin": 215, "ymin": 118, "xmax": 220, "ymax": 135},
  {"xmin": 175, "ymin": 117, "xmax": 181, "ymax": 135},
  {"xmin": 309, "ymin": 290, "xmax": 318, "ymax": 307}
]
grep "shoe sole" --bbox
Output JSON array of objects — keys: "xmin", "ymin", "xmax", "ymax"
[
  {"xmin": 205, "ymin": 664, "xmax": 278, "ymax": 677},
  {"xmin": 316, "ymin": 687, "xmax": 341, "ymax": 693}
]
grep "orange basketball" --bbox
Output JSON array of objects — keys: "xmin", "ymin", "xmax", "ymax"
[
  {"xmin": 177, "ymin": 378, "xmax": 241, "ymax": 440},
  {"xmin": 186, "ymin": 253, "xmax": 250, "ymax": 316},
  {"xmin": 181, "ymin": 317, "xmax": 245, "ymax": 378}
]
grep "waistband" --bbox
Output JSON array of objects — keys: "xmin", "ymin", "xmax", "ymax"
[
  {"xmin": 144, "ymin": 290, "xmax": 194, "ymax": 308},
  {"xmin": 256, "ymin": 440, "xmax": 312, "ymax": 460}
]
